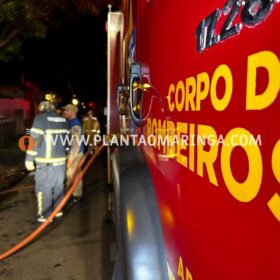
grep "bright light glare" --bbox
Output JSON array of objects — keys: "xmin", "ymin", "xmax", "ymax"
[{"xmin": 72, "ymin": 98, "xmax": 79, "ymax": 105}]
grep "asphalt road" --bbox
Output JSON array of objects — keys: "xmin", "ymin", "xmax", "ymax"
[{"xmin": 0, "ymin": 152, "xmax": 115, "ymax": 280}]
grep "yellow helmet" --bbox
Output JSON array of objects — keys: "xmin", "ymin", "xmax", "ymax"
[
  {"xmin": 44, "ymin": 90, "xmax": 57, "ymax": 104},
  {"xmin": 38, "ymin": 90, "xmax": 58, "ymax": 112}
]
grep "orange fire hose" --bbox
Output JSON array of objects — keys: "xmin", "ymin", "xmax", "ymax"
[{"xmin": 0, "ymin": 144, "xmax": 105, "ymax": 261}]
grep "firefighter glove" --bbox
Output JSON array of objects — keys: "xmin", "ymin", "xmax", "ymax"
[{"xmin": 25, "ymin": 161, "xmax": 35, "ymax": 171}]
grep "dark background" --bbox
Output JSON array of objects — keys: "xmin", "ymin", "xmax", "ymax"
[{"xmin": 0, "ymin": 10, "xmax": 108, "ymax": 107}]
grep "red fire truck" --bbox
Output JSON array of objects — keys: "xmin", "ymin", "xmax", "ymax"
[{"xmin": 107, "ymin": 1, "xmax": 280, "ymax": 279}]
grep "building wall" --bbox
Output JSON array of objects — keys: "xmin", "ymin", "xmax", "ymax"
[
  {"xmin": 0, "ymin": 98, "xmax": 30, "ymax": 121},
  {"xmin": 0, "ymin": 98, "xmax": 31, "ymax": 144}
]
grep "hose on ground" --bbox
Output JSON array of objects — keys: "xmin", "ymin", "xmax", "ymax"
[{"xmin": 0, "ymin": 144, "xmax": 105, "ymax": 261}]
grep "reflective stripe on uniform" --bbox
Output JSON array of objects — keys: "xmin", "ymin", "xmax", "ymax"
[
  {"xmin": 45, "ymin": 133, "xmax": 52, "ymax": 159},
  {"xmin": 45, "ymin": 129, "xmax": 69, "ymax": 158},
  {"xmin": 27, "ymin": 150, "xmax": 37, "ymax": 156},
  {"xmin": 31, "ymin": 127, "xmax": 44, "ymax": 135},
  {"xmin": 35, "ymin": 157, "xmax": 66, "ymax": 163},
  {"xmin": 45, "ymin": 129, "xmax": 69, "ymax": 134},
  {"xmin": 37, "ymin": 192, "xmax": 43, "ymax": 216},
  {"xmin": 47, "ymin": 117, "xmax": 66, "ymax": 123}
]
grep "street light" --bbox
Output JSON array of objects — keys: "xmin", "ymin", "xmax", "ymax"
[{"xmin": 72, "ymin": 98, "xmax": 79, "ymax": 105}]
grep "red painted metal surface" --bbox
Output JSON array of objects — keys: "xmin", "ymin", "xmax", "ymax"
[
  {"xmin": 128, "ymin": 0, "xmax": 280, "ymax": 279},
  {"xmin": 107, "ymin": 11, "xmax": 123, "ymax": 135}
]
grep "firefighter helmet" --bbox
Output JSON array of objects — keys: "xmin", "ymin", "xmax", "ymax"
[
  {"xmin": 44, "ymin": 90, "xmax": 57, "ymax": 105},
  {"xmin": 38, "ymin": 91, "xmax": 58, "ymax": 112}
]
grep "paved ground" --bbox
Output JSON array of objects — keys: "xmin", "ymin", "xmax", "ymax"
[
  {"xmin": 0, "ymin": 151, "xmax": 115, "ymax": 280},
  {"xmin": 0, "ymin": 148, "xmax": 26, "ymax": 191}
]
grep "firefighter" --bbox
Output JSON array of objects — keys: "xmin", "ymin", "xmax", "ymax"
[
  {"xmin": 83, "ymin": 109, "xmax": 100, "ymax": 150},
  {"xmin": 63, "ymin": 104, "xmax": 84, "ymax": 202},
  {"xmin": 25, "ymin": 92, "xmax": 69, "ymax": 223}
]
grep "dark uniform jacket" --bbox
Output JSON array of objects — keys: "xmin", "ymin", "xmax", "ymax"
[{"xmin": 25, "ymin": 111, "xmax": 69, "ymax": 164}]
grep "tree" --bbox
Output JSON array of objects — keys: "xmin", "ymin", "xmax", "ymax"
[
  {"xmin": 0, "ymin": 0, "xmax": 122, "ymax": 62},
  {"xmin": 0, "ymin": 0, "xmax": 59, "ymax": 62}
]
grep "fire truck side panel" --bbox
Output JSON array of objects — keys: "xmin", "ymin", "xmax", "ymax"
[{"xmin": 128, "ymin": 0, "xmax": 280, "ymax": 279}]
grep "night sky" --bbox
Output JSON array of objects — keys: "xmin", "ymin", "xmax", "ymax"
[{"xmin": 0, "ymin": 10, "xmax": 108, "ymax": 107}]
